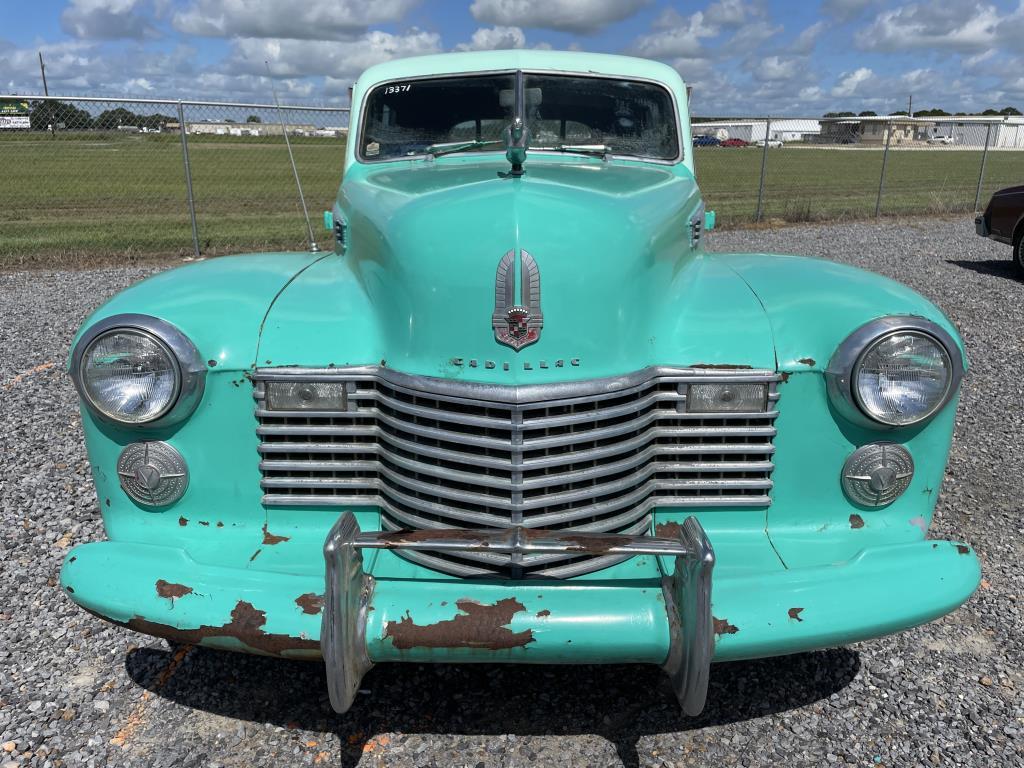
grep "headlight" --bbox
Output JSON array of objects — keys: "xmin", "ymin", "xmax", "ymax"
[
  {"xmin": 827, "ymin": 317, "xmax": 964, "ymax": 428},
  {"xmin": 71, "ymin": 314, "xmax": 205, "ymax": 427}
]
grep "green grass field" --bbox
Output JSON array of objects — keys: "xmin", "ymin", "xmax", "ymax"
[{"xmin": 1, "ymin": 133, "xmax": 1022, "ymax": 264}]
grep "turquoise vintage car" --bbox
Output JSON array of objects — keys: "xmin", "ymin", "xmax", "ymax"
[{"xmin": 62, "ymin": 51, "xmax": 980, "ymax": 715}]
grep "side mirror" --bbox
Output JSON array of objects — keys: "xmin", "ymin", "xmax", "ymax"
[{"xmin": 704, "ymin": 210, "xmax": 716, "ymax": 232}]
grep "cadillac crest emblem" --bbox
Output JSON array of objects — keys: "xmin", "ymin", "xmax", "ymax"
[{"xmin": 492, "ymin": 249, "xmax": 543, "ymax": 351}]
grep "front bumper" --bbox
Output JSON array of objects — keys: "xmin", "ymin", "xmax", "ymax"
[{"xmin": 62, "ymin": 516, "xmax": 980, "ymax": 714}]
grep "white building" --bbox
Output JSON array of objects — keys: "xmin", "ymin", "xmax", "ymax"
[
  {"xmin": 928, "ymin": 116, "xmax": 1024, "ymax": 148},
  {"xmin": 691, "ymin": 119, "xmax": 821, "ymax": 143}
]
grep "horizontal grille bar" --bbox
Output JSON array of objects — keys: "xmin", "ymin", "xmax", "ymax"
[{"xmin": 254, "ymin": 365, "xmax": 780, "ymax": 577}]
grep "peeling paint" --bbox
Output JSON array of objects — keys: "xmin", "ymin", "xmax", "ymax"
[
  {"xmin": 249, "ymin": 549, "xmax": 262, "ymax": 562},
  {"xmin": 384, "ymin": 598, "xmax": 535, "ymax": 651},
  {"xmin": 788, "ymin": 607, "xmax": 804, "ymax": 622},
  {"xmin": 654, "ymin": 521, "xmax": 682, "ymax": 539},
  {"xmin": 295, "ymin": 593, "xmax": 324, "ymax": 615},
  {"xmin": 536, "ymin": 609, "xmax": 551, "ymax": 618},
  {"xmin": 155, "ymin": 580, "xmax": 193, "ymax": 600},
  {"xmin": 713, "ymin": 617, "xmax": 739, "ymax": 636},
  {"xmin": 956, "ymin": 544, "xmax": 970, "ymax": 555},
  {"xmin": 198, "ymin": 521, "xmax": 210, "ymax": 527},
  {"xmin": 262, "ymin": 522, "xmax": 290, "ymax": 545},
  {"xmin": 796, "ymin": 357, "xmax": 816, "ymax": 366},
  {"xmin": 849, "ymin": 514, "xmax": 865, "ymax": 530},
  {"xmin": 178, "ymin": 516, "xmax": 188, "ymax": 527},
  {"xmin": 779, "ymin": 371, "xmax": 790, "ymax": 383},
  {"xmin": 126, "ymin": 600, "xmax": 318, "ymax": 656}
]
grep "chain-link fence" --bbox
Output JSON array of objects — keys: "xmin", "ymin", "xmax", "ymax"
[
  {"xmin": 0, "ymin": 95, "xmax": 349, "ymax": 263},
  {"xmin": 692, "ymin": 116, "xmax": 1024, "ymax": 227},
  {"xmin": 3, "ymin": 98, "xmax": 1024, "ymax": 263}
]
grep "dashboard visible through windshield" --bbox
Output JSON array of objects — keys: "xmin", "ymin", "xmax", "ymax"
[{"xmin": 359, "ymin": 72, "xmax": 680, "ymax": 163}]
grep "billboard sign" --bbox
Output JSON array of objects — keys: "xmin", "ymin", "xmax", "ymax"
[{"xmin": 0, "ymin": 99, "xmax": 30, "ymax": 129}]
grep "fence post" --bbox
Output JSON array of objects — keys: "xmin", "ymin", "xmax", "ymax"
[
  {"xmin": 874, "ymin": 118, "xmax": 893, "ymax": 218},
  {"xmin": 176, "ymin": 101, "xmax": 201, "ymax": 260},
  {"xmin": 754, "ymin": 118, "xmax": 772, "ymax": 222},
  {"xmin": 974, "ymin": 122, "xmax": 993, "ymax": 212}
]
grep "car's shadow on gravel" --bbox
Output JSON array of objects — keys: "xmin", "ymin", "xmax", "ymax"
[
  {"xmin": 126, "ymin": 645, "xmax": 860, "ymax": 767},
  {"xmin": 946, "ymin": 258, "xmax": 1022, "ymax": 280}
]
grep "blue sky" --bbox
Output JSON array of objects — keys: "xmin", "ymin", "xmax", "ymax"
[{"xmin": 1, "ymin": 0, "xmax": 1022, "ymax": 115}]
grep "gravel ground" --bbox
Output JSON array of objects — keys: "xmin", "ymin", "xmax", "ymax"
[{"xmin": 1, "ymin": 216, "xmax": 1022, "ymax": 768}]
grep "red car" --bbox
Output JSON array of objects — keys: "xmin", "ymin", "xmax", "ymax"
[{"xmin": 720, "ymin": 138, "xmax": 749, "ymax": 147}]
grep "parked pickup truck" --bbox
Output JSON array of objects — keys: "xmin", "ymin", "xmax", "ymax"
[
  {"xmin": 61, "ymin": 50, "xmax": 979, "ymax": 716},
  {"xmin": 976, "ymin": 184, "xmax": 1024, "ymax": 274}
]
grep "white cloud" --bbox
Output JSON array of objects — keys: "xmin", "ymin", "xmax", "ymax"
[
  {"xmin": 631, "ymin": 11, "xmax": 717, "ymax": 59},
  {"xmin": 173, "ymin": 0, "xmax": 419, "ymax": 40},
  {"xmin": 831, "ymin": 66, "xmax": 873, "ymax": 97},
  {"xmin": 789, "ymin": 21, "xmax": 825, "ymax": 54},
  {"xmin": 61, "ymin": 0, "xmax": 157, "ymax": 40},
  {"xmin": 704, "ymin": 0, "xmax": 764, "ymax": 28},
  {"xmin": 821, "ymin": 0, "xmax": 878, "ymax": 20},
  {"xmin": 854, "ymin": 2, "xmax": 1003, "ymax": 52},
  {"xmin": 751, "ymin": 56, "xmax": 801, "ymax": 82},
  {"xmin": 728, "ymin": 20, "xmax": 782, "ymax": 49},
  {"xmin": 455, "ymin": 26, "xmax": 527, "ymax": 51},
  {"xmin": 469, "ymin": 0, "xmax": 648, "ymax": 33},
  {"xmin": 227, "ymin": 30, "xmax": 442, "ymax": 81}
]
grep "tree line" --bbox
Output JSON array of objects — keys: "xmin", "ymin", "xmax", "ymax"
[
  {"xmin": 823, "ymin": 107, "xmax": 1022, "ymax": 118},
  {"xmin": 24, "ymin": 100, "xmax": 263, "ymax": 131}
]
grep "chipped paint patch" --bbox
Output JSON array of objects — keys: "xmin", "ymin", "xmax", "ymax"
[
  {"xmin": 295, "ymin": 593, "xmax": 324, "ymax": 615},
  {"xmin": 384, "ymin": 598, "xmax": 535, "ymax": 651},
  {"xmin": 178, "ymin": 516, "xmax": 188, "ymax": 527},
  {"xmin": 796, "ymin": 357, "xmax": 816, "ymax": 366},
  {"xmin": 788, "ymin": 607, "xmax": 804, "ymax": 622},
  {"xmin": 536, "ymin": 609, "xmax": 551, "ymax": 618},
  {"xmin": 909, "ymin": 516, "xmax": 928, "ymax": 534},
  {"xmin": 713, "ymin": 617, "xmax": 739, "ymax": 636},
  {"xmin": 956, "ymin": 544, "xmax": 970, "ymax": 555},
  {"xmin": 849, "ymin": 514, "xmax": 865, "ymax": 530},
  {"xmin": 262, "ymin": 522, "xmax": 290, "ymax": 545},
  {"xmin": 654, "ymin": 521, "xmax": 683, "ymax": 539},
  {"xmin": 155, "ymin": 580, "xmax": 193, "ymax": 600},
  {"xmin": 126, "ymin": 600, "xmax": 318, "ymax": 656}
]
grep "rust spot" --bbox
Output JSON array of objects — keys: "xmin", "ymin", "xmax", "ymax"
[
  {"xmin": 713, "ymin": 617, "xmax": 739, "ymax": 636},
  {"xmin": 536, "ymin": 609, "xmax": 551, "ymax": 618},
  {"xmin": 295, "ymin": 593, "xmax": 324, "ymax": 615},
  {"xmin": 198, "ymin": 521, "xmax": 210, "ymax": 527},
  {"xmin": 384, "ymin": 598, "xmax": 535, "ymax": 651},
  {"xmin": 849, "ymin": 514, "xmax": 865, "ymax": 529},
  {"xmin": 262, "ymin": 522, "xmax": 290, "ymax": 545},
  {"xmin": 178, "ymin": 516, "xmax": 188, "ymax": 527},
  {"xmin": 249, "ymin": 549, "xmax": 262, "ymax": 562},
  {"xmin": 689, "ymin": 363, "xmax": 754, "ymax": 370},
  {"xmin": 125, "ymin": 600, "xmax": 318, "ymax": 656},
  {"xmin": 207, "ymin": 359, "xmax": 217, "ymax": 368},
  {"xmin": 105, "ymin": 498, "xmax": 110, "ymax": 507},
  {"xmin": 797, "ymin": 357, "xmax": 816, "ymax": 366},
  {"xmin": 788, "ymin": 607, "xmax": 804, "ymax": 622},
  {"xmin": 216, "ymin": 522, "xmax": 224, "ymax": 528},
  {"xmin": 779, "ymin": 371, "xmax": 790, "ymax": 383},
  {"xmin": 377, "ymin": 528, "xmax": 489, "ymax": 547},
  {"xmin": 956, "ymin": 544, "xmax": 970, "ymax": 555},
  {"xmin": 155, "ymin": 580, "xmax": 193, "ymax": 600},
  {"xmin": 545, "ymin": 531, "xmax": 633, "ymax": 555},
  {"xmin": 654, "ymin": 521, "xmax": 683, "ymax": 540}
]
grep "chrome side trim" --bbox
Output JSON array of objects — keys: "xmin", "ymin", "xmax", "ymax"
[{"xmin": 69, "ymin": 313, "xmax": 206, "ymax": 428}]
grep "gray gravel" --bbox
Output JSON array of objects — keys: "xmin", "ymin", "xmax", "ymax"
[{"xmin": 1, "ymin": 217, "xmax": 1022, "ymax": 767}]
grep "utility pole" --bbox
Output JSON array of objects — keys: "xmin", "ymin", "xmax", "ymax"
[
  {"xmin": 908, "ymin": 94, "xmax": 912, "ymax": 116},
  {"xmin": 38, "ymin": 51, "xmax": 49, "ymax": 96}
]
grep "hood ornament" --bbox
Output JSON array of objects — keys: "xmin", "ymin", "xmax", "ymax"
[
  {"xmin": 500, "ymin": 69, "xmax": 529, "ymax": 178},
  {"xmin": 493, "ymin": 249, "xmax": 543, "ymax": 351}
]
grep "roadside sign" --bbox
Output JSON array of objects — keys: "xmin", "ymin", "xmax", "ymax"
[{"xmin": 0, "ymin": 99, "xmax": 30, "ymax": 129}]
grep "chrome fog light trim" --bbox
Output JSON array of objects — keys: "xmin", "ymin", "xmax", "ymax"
[
  {"xmin": 117, "ymin": 441, "xmax": 189, "ymax": 507},
  {"xmin": 841, "ymin": 442, "xmax": 913, "ymax": 508}
]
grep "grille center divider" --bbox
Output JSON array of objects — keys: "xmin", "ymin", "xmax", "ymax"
[{"xmin": 254, "ymin": 366, "xmax": 780, "ymax": 578}]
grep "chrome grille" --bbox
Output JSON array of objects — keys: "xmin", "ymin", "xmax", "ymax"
[{"xmin": 254, "ymin": 366, "xmax": 780, "ymax": 578}]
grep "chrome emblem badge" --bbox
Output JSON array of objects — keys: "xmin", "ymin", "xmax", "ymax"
[{"xmin": 492, "ymin": 249, "xmax": 543, "ymax": 351}]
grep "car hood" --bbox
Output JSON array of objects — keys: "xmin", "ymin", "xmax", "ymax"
[{"xmin": 258, "ymin": 158, "xmax": 777, "ymax": 382}]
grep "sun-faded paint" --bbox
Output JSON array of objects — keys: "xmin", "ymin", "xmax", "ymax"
[{"xmin": 62, "ymin": 50, "xmax": 978, "ymax": 676}]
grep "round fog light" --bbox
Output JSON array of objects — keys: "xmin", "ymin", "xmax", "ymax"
[
  {"xmin": 841, "ymin": 442, "xmax": 913, "ymax": 508},
  {"xmin": 116, "ymin": 441, "xmax": 189, "ymax": 507}
]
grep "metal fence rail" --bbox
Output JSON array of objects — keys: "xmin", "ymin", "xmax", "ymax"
[
  {"xmin": 1, "ymin": 97, "xmax": 1022, "ymax": 263},
  {"xmin": 0, "ymin": 95, "xmax": 349, "ymax": 263}
]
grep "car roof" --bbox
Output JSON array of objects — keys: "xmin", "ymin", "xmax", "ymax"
[{"xmin": 356, "ymin": 50, "xmax": 685, "ymax": 92}]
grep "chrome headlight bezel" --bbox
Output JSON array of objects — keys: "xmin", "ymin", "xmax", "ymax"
[
  {"xmin": 70, "ymin": 313, "xmax": 206, "ymax": 427},
  {"xmin": 826, "ymin": 316, "xmax": 964, "ymax": 428}
]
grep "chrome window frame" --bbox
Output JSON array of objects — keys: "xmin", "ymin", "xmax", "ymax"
[{"xmin": 354, "ymin": 68, "xmax": 684, "ymax": 167}]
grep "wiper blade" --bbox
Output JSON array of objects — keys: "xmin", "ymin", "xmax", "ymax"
[
  {"xmin": 423, "ymin": 139, "xmax": 503, "ymax": 157},
  {"xmin": 546, "ymin": 144, "xmax": 612, "ymax": 158}
]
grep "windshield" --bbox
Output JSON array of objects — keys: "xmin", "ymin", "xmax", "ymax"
[{"xmin": 359, "ymin": 72, "xmax": 680, "ymax": 162}]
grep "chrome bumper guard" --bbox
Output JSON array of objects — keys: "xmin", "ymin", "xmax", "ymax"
[{"xmin": 322, "ymin": 512, "xmax": 716, "ymax": 716}]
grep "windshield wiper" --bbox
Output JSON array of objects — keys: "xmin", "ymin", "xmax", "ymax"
[
  {"xmin": 423, "ymin": 139, "xmax": 503, "ymax": 158},
  {"xmin": 544, "ymin": 144, "xmax": 612, "ymax": 159}
]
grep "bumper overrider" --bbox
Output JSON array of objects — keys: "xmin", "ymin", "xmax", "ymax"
[{"xmin": 323, "ymin": 513, "xmax": 715, "ymax": 715}]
